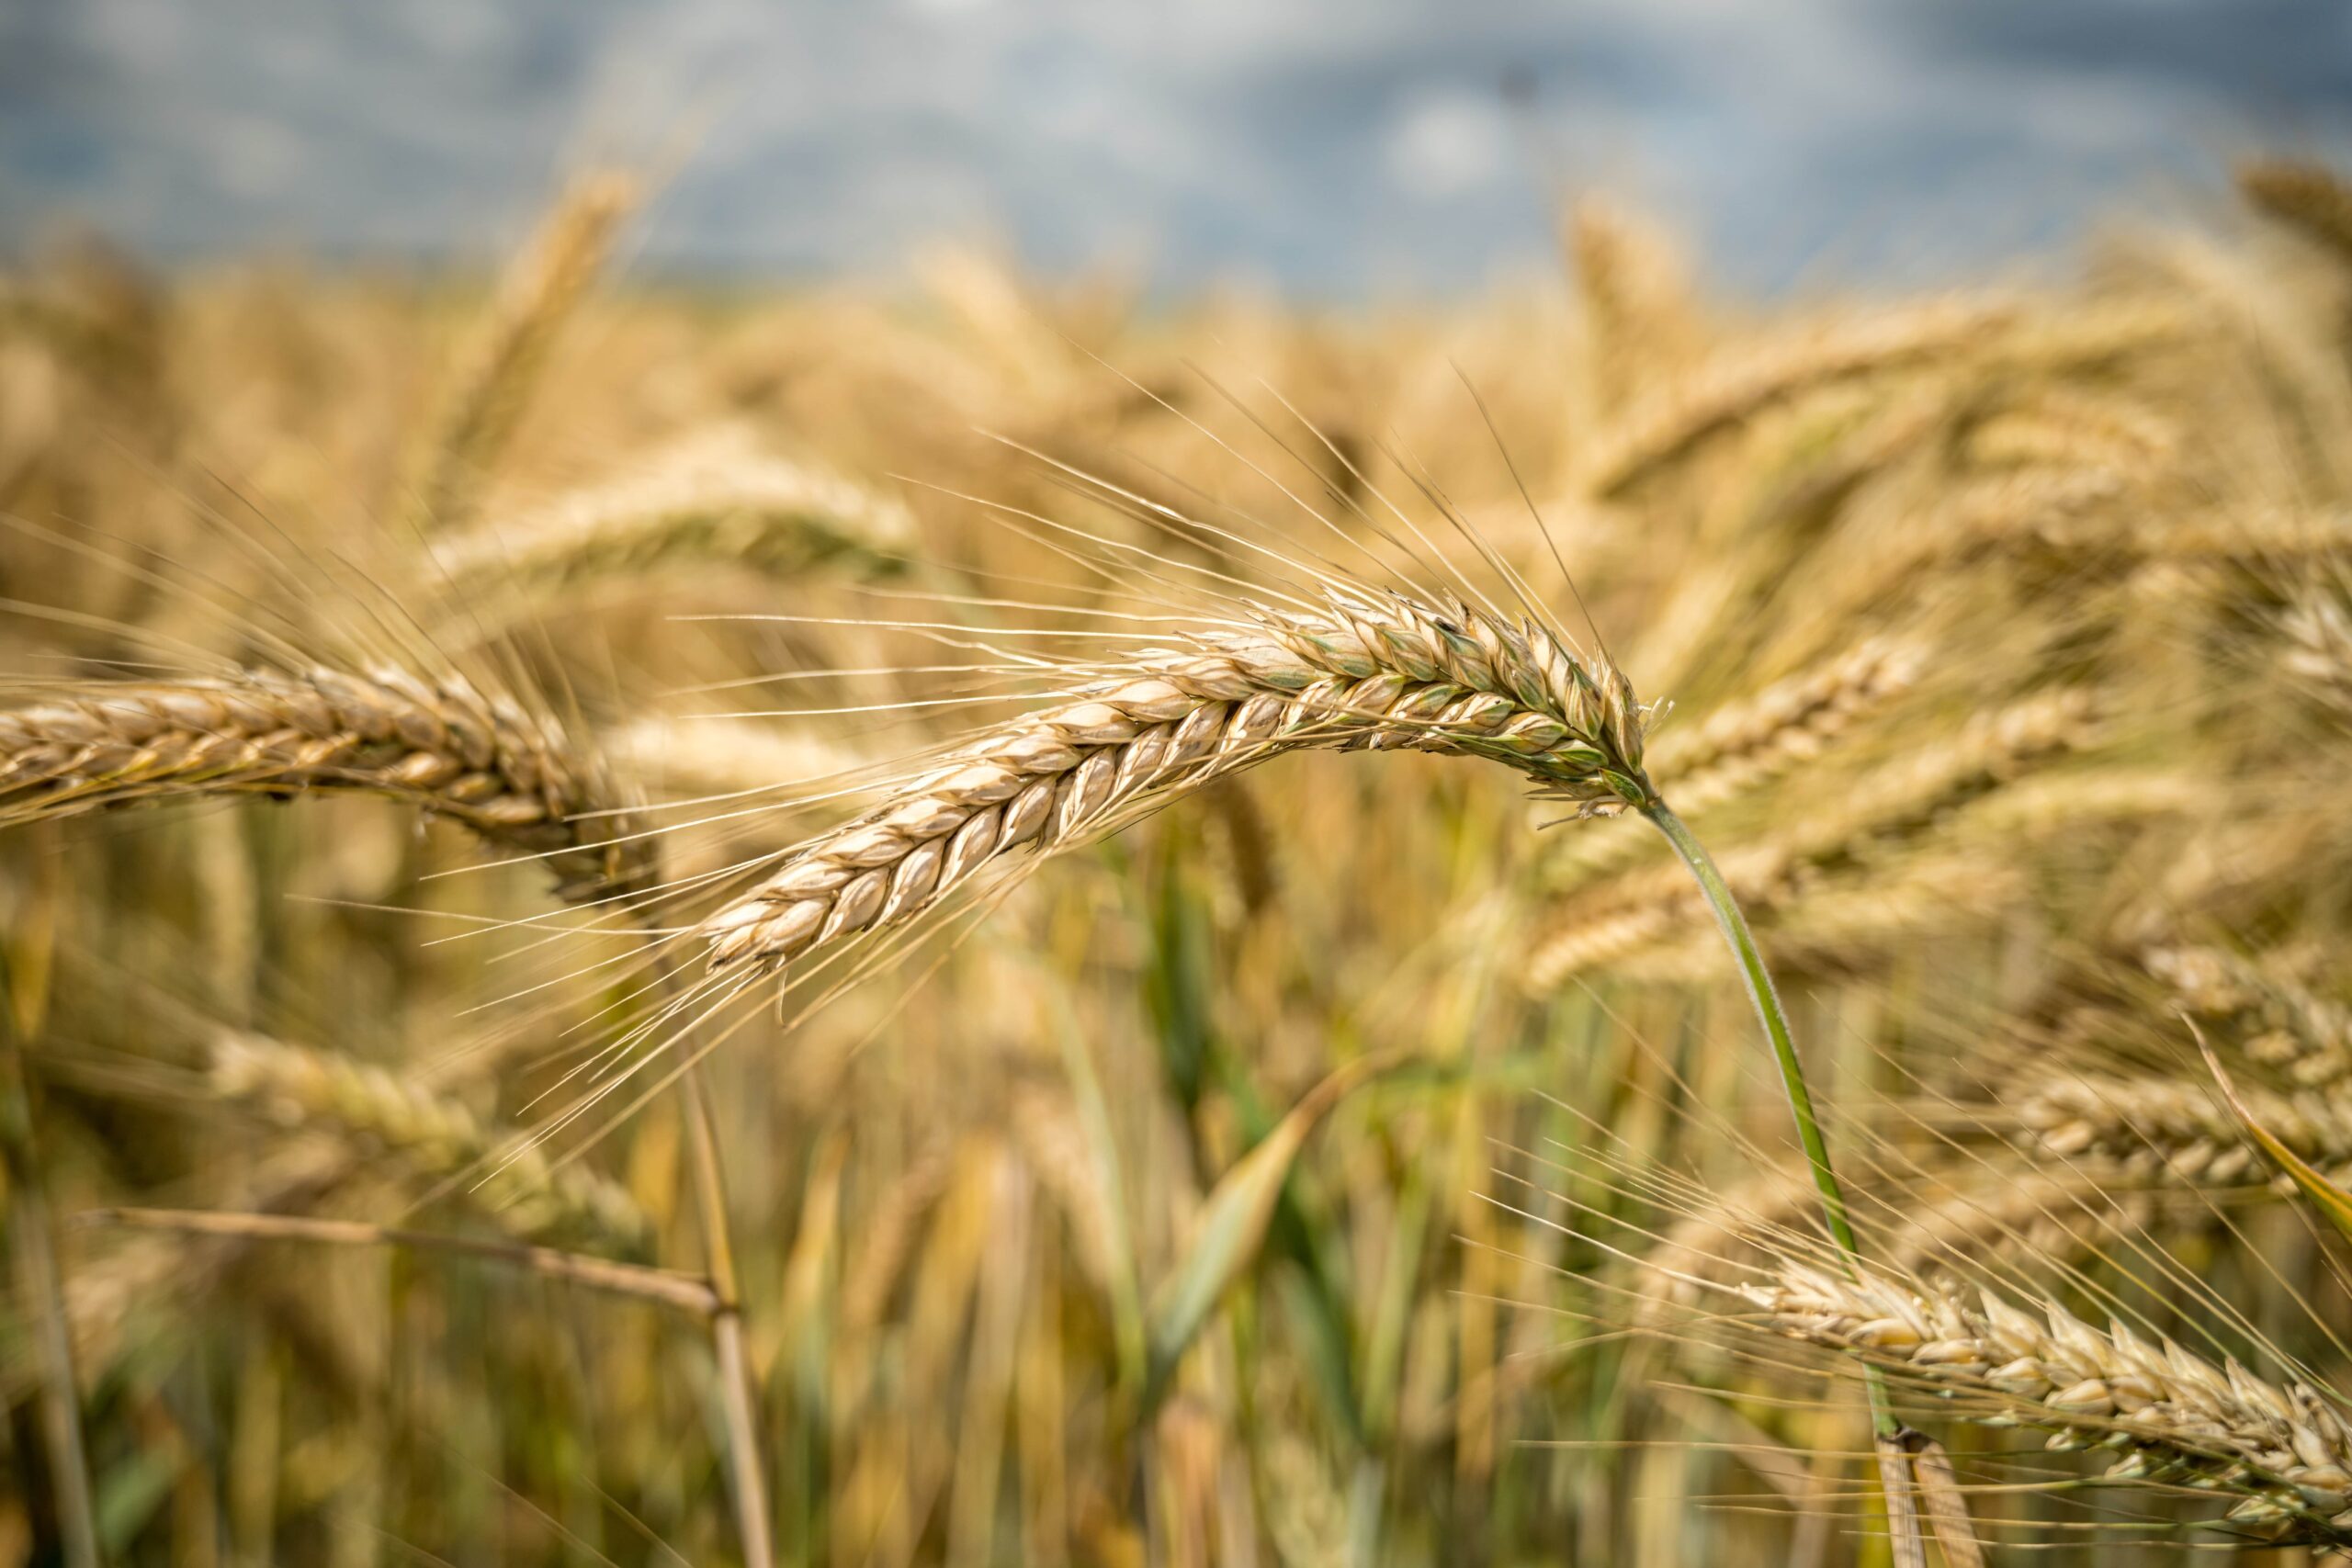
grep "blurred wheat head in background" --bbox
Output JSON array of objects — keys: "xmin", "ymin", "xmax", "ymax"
[{"xmin": 6, "ymin": 152, "xmax": 2352, "ymax": 1568}]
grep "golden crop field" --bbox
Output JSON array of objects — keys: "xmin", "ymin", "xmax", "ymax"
[{"xmin": 6, "ymin": 161, "xmax": 2352, "ymax": 1565}]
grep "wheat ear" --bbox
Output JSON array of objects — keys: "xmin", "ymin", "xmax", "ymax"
[
  {"xmin": 0, "ymin": 667, "xmax": 648, "ymax": 898},
  {"xmin": 428, "ymin": 433, "xmax": 912, "ymax": 605},
  {"xmin": 1584, "ymin": 297, "xmax": 2016, "ymax": 497},
  {"xmin": 699, "ymin": 587, "xmax": 1650, "ymax": 970},
  {"xmin": 418, "ymin": 169, "xmax": 637, "ymax": 528},
  {"xmin": 209, "ymin": 1033, "xmax": 648, "ymax": 1247},
  {"xmin": 2018, "ymin": 1071, "xmax": 2352, "ymax": 1187},
  {"xmin": 1744, "ymin": 1263, "xmax": 2352, "ymax": 1545},
  {"xmin": 2240, "ymin": 159, "xmax": 2352, "ymax": 269},
  {"xmin": 1527, "ymin": 689, "xmax": 2094, "ymax": 986}
]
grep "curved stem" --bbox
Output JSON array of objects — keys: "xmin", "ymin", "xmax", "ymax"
[{"xmin": 1641, "ymin": 801, "xmax": 1898, "ymax": 1440}]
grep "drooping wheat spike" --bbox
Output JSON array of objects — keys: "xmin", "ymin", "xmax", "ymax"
[
  {"xmin": 1740, "ymin": 1263, "xmax": 2352, "ymax": 1546},
  {"xmin": 1968, "ymin": 388, "xmax": 2179, "ymax": 474},
  {"xmin": 2280, "ymin": 592, "xmax": 2352, "ymax": 723},
  {"xmin": 2150, "ymin": 945, "xmax": 2352, "ymax": 1089},
  {"xmin": 417, "ymin": 168, "xmax": 638, "ymax": 528},
  {"xmin": 1583, "ymin": 297, "xmax": 2017, "ymax": 497},
  {"xmin": 1526, "ymin": 689, "xmax": 2093, "ymax": 987},
  {"xmin": 0, "ymin": 667, "xmax": 650, "ymax": 899},
  {"xmin": 1654, "ymin": 637, "xmax": 1924, "ymax": 809},
  {"xmin": 701, "ymin": 587, "xmax": 1649, "ymax": 970},
  {"xmin": 2240, "ymin": 159, "xmax": 2352, "ymax": 270},
  {"xmin": 1607, "ymin": 852, "xmax": 2031, "ymax": 985},
  {"xmin": 209, "ymin": 1033, "xmax": 648, "ymax": 1250},
  {"xmin": 427, "ymin": 429, "xmax": 913, "ymax": 607},
  {"xmin": 1544, "ymin": 637, "xmax": 1927, "ymax": 887},
  {"xmin": 2017, "ymin": 1070, "xmax": 2352, "ymax": 1187}
]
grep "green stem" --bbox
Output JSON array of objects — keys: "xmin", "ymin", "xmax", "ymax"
[{"xmin": 1641, "ymin": 800, "xmax": 1899, "ymax": 1440}]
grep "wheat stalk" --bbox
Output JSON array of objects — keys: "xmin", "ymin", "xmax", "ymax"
[
  {"xmin": 209, "ymin": 1032, "xmax": 648, "ymax": 1248},
  {"xmin": 0, "ymin": 667, "xmax": 649, "ymax": 898},
  {"xmin": 1741, "ymin": 1263, "xmax": 2352, "ymax": 1545},
  {"xmin": 700, "ymin": 587, "xmax": 1649, "ymax": 969}
]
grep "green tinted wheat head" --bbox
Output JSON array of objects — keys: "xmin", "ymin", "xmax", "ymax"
[
  {"xmin": 699, "ymin": 587, "xmax": 1648, "ymax": 969},
  {"xmin": 209, "ymin": 1033, "xmax": 647, "ymax": 1248},
  {"xmin": 0, "ymin": 667, "xmax": 649, "ymax": 898},
  {"xmin": 1743, "ymin": 1263, "xmax": 2352, "ymax": 1546}
]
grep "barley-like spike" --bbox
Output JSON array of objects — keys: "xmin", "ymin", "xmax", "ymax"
[
  {"xmin": 418, "ymin": 169, "xmax": 637, "ymax": 528},
  {"xmin": 1527, "ymin": 689, "xmax": 2093, "ymax": 987},
  {"xmin": 209, "ymin": 1033, "xmax": 648, "ymax": 1249},
  {"xmin": 0, "ymin": 667, "xmax": 650, "ymax": 899},
  {"xmin": 428, "ymin": 432, "xmax": 913, "ymax": 604},
  {"xmin": 2150, "ymin": 945, "xmax": 2352, "ymax": 1089},
  {"xmin": 1585, "ymin": 297, "xmax": 2018, "ymax": 497},
  {"xmin": 701, "ymin": 588, "xmax": 1650, "ymax": 970},
  {"xmin": 1743, "ymin": 1264, "xmax": 2352, "ymax": 1546},
  {"xmin": 2016, "ymin": 1071, "xmax": 2352, "ymax": 1188}
]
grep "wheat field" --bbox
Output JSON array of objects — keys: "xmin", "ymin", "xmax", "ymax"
[{"xmin": 6, "ymin": 163, "xmax": 2352, "ymax": 1565}]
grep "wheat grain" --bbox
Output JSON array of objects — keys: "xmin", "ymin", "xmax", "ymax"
[
  {"xmin": 701, "ymin": 588, "xmax": 1648, "ymax": 970},
  {"xmin": 0, "ymin": 667, "xmax": 648, "ymax": 898},
  {"xmin": 1742, "ymin": 1263, "xmax": 2352, "ymax": 1544}
]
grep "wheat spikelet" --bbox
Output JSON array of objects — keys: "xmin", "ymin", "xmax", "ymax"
[
  {"xmin": 428, "ymin": 428, "xmax": 912, "ymax": 605},
  {"xmin": 0, "ymin": 666, "xmax": 648, "ymax": 898},
  {"xmin": 2018, "ymin": 1071, "xmax": 2352, "ymax": 1186},
  {"xmin": 1526, "ymin": 690, "xmax": 2093, "ymax": 987},
  {"xmin": 1742, "ymin": 1264, "xmax": 2352, "ymax": 1544},
  {"xmin": 2241, "ymin": 159, "xmax": 2352, "ymax": 269},
  {"xmin": 209, "ymin": 1033, "xmax": 647, "ymax": 1248},
  {"xmin": 701, "ymin": 588, "xmax": 1648, "ymax": 970},
  {"xmin": 418, "ymin": 168, "xmax": 637, "ymax": 527},
  {"xmin": 1584, "ymin": 297, "xmax": 2017, "ymax": 497}
]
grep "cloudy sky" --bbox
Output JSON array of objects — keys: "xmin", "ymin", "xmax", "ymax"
[{"xmin": 2, "ymin": 0, "xmax": 2348, "ymax": 297}]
